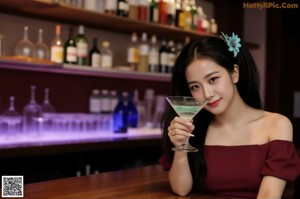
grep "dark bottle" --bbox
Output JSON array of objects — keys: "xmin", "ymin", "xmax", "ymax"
[
  {"xmin": 175, "ymin": 0, "xmax": 184, "ymax": 28},
  {"xmin": 64, "ymin": 27, "xmax": 77, "ymax": 64},
  {"xmin": 89, "ymin": 38, "xmax": 101, "ymax": 67},
  {"xmin": 167, "ymin": 40, "xmax": 176, "ymax": 73},
  {"xmin": 159, "ymin": 38, "xmax": 169, "ymax": 73},
  {"xmin": 117, "ymin": 0, "xmax": 129, "ymax": 17},
  {"xmin": 75, "ymin": 25, "xmax": 88, "ymax": 66},
  {"xmin": 149, "ymin": 0, "xmax": 158, "ymax": 23},
  {"xmin": 113, "ymin": 91, "xmax": 128, "ymax": 133},
  {"xmin": 126, "ymin": 91, "xmax": 138, "ymax": 128}
]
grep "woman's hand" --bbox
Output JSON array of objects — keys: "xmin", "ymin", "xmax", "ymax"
[{"xmin": 167, "ymin": 116, "xmax": 195, "ymax": 147}]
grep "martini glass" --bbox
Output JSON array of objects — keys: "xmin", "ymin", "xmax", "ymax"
[{"xmin": 166, "ymin": 96, "xmax": 207, "ymax": 152}]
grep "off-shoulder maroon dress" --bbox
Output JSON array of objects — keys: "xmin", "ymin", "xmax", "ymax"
[{"xmin": 159, "ymin": 140, "xmax": 300, "ymax": 198}]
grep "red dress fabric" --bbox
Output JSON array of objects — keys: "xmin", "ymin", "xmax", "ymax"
[{"xmin": 159, "ymin": 140, "xmax": 300, "ymax": 199}]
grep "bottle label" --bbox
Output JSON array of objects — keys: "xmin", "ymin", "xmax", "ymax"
[
  {"xmin": 66, "ymin": 46, "xmax": 77, "ymax": 62},
  {"xmin": 91, "ymin": 53, "xmax": 101, "ymax": 68},
  {"xmin": 77, "ymin": 42, "xmax": 88, "ymax": 57},
  {"xmin": 101, "ymin": 55, "xmax": 113, "ymax": 68},
  {"xmin": 51, "ymin": 46, "xmax": 63, "ymax": 63},
  {"xmin": 90, "ymin": 98, "xmax": 101, "ymax": 113},
  {"xmin": 101, "ymin": 97, "xmax": 111, "ymax": 112},
  {"xmin": 139, "ymin": 44, "xmax": 149, "ymax": 55},
  {"xmin": 149, "ymin": 50, "xmax": 159, "ymax": 65},
  {"xmin": 160, "ymin": 52, "xmax": 168, "ymax": 65},
  {"xmin": 168, "ymin": 53, "xmax": 176, "ymax": 67},
  {"xmin": 178, "ymin": 12, "xmax": 185, "ymax": 28},
  {"xmin": 127, "ymin": 47, "xmax": 139, "ymax": 63}
]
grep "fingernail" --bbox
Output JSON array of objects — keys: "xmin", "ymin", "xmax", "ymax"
[{"xmin": 189, "ymin": 133, "xmax": 195, "ymax": 137}]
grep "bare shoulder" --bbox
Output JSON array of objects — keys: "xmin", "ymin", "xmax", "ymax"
[{"xmin": 263, "ymin": 111, "xmax": 293, "ymax": 141}]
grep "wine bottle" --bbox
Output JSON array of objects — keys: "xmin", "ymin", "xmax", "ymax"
[
  {"xmin": 137, "ymin": 32, "xmax": 149, "ymax": 72},
  {"xmin": 127, "ymin": 32, "xmax": 139, "ymax": 70},
  {"xmin": 148, "ymin": 34, "xmax": 159, "ymax": 73},
  {"xmin": 100, "ymin": 41, "xmax": 113, "ymax": 69},
  {"xmin": 159, "ymin": 38, "xmax": 169, "ymax": 73},
  {"xmin": 75, "ymin": 25, "xmax": 88, "ymax": 66},
  {"xmin": 50, "ymin": 24, "xmax": 64, "ymax": 64},
  {"xmin": 149, "ymin": 0, "xmax": 159, "ymax": 23},
  {"xmin": 126, "ymin": 91, "xmax": 138, "ymax": 128},
  {"xmin": 167, "ymin": 40, "xmax": 176, "ymax": 73},
  {"xmin": 64, "ymin": 26, "xmax": 77, "ymax": 64},
  {"xmin": 113, "ymin": 91, "xmax": 128, "ymax": 133},
  {"xmin": 89, "ymin": 38, "xmax": 101, "ymax": 68},
  {"xmin": 117, "ymin": 0, "xmax": 129, "ymax": 17}
]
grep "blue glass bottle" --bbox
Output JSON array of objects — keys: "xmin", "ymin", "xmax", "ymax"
[
  {"xmin": 113, "ymin": 91, "xmax": 127, "ymax": 133},
  {"xmin": 127, "ymin": 91, "xmax": 138, "ymax": 128}
]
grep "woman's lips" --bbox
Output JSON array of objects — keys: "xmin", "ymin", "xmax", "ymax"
[{"xmin": 207, "ymin": 99, "xmax": 221, "ymax": 107}]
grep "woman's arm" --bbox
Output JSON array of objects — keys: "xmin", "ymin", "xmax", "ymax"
[
  {"xmin": 257, "ymin": 113, "xmax": 293, "ymax": 199},
  {"xmin": 167, "ymin": 116, "xmax": 195, "ymax": 196}
]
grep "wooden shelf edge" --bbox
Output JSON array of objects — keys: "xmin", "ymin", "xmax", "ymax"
[{"xmin": 0, "ymin": 58, "xmax": 171, "ymax": 82}]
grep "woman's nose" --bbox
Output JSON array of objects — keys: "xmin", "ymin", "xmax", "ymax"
[{"xmin": 203, "ymin": 86, "xmax": 214, "ymax": 99}]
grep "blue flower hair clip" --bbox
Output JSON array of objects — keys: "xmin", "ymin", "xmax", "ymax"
[{"xmin": 220, "ymin": 32, "xmax": 242, "ymax": 57}]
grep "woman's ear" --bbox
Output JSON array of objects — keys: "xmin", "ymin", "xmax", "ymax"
[{"xmin": 232, "ymin": 64, "xmax": 239, "ymax": 84}]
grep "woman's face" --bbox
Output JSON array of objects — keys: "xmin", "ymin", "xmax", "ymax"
[{"xmin": 185, "ymin": 58, "xmax": 239, "ymax": 115}]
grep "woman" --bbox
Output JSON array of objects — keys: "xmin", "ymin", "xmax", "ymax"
[{"xmin": 160, "ymin": 33, "xmax": 300, "ymax": 198}]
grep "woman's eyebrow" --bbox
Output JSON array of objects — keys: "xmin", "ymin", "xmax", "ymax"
[{"xmin": 204, "ymin": 71, "xmax": 219, "ymax": 78}]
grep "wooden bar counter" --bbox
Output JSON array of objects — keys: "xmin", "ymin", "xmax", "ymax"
[{"xmin": 20, "ymin": 165, "xmax": 224, "ymax": 199}]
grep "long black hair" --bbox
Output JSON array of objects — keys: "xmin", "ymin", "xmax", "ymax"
[{"xmin": 161, "ymin": 35, "xmax": 261, "ymax": 191}]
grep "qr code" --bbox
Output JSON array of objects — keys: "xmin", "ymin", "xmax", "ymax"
[{"xmin": 1, "ymin": 176, "xmax": 23, "ymax": 198}]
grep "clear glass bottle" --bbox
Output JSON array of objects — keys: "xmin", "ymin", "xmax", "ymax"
[
  {"xmin": 42, "ymin": 88, "xmax": 56, "ymax": 113},
  {"xmin": 89, "ymin": 38, "xmax": 101, "ymax": 68},
  {"xmin": 2, "ymin": 96, "xmax": 20, "ymax": 117},
  {"xmin": 1, "ymin": 96, "xmax": 22, "ymax": 134},
  {"xmin": 23, "ymin": 85, "xmax": 43, "ymax": 135},
  {"xmin": 15, "ymin": 26, "xmax": 34, "ymax": 57},
  {"xmin": 64, "ymin": 26, "xmax": 77, "ymax": 64},
  {"xmin": 50, "ymin": 24, "xmax": 64, "ymax": 64},
  {"xmin": 33, "ymin": 28, "xmax": 50, "ymax": 60},
  {"xmin": 148, "ymin": 34, "xmax": 159, "ymax": 73},
  {"xmin": 137, "ymin": 32, "xmax": 149, "ymax": 72},
  {"xmin": 89, "ymin": 89, "xmax": 101, "ymax": 114},
  {"xmin": 104, "ymin": 0, "xmax": 117, "ymax": 15},
  {"xmin": 127, "ymin": 32, "xmax": 139, "ymax": 70},
  {"xmin": 100, "ymin": 41, "xmax": 113, "ymax": 69},
  {"xmin": 76, "ymin": 25, "xmax": 88, "ymax": 66}
]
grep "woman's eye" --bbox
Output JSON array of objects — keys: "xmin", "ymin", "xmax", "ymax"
[
  {"xmin": 210, "ymin": 77, "xmax": 219, "ymax": 83},
  {"xmin": 190, "ymin": 85, "xmax": 199, "ymax": 90}
]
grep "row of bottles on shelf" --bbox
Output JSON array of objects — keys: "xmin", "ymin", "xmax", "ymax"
[
  {"xmin": 54, "ymin": 0, "xmax": 218, "ymax": 34},
  {"xmin": 127, "ymin": 32, "xmax": 183, "ymax": 73},
  {"xmin": 14, "ymin": 25, "xmax": 113, "ymax": 68},
  {"xmin": 12, "ymin": 24, "xmax": 184, "ymax": 74},
  {"xmin": 0, "ymin": 85, "xmax": 166, "ymax": 136}
]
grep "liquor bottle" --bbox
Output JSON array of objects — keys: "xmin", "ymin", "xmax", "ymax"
[
  {"xmin": 137, "ymin": 32, "xmax": 149, "ymax": 72},
  {"xmin": 166, "ymin": 0, "xmax": 175, "ymax": 25},
  {"xmin": 100, "ymin": 41, "xmax": 113, "ymax": 69},
  {"xmin": 148, "ymin": 34, "xmax": 159, "ymax": 73},
  {"xmin": 190, "ymin": 0, "xmax": 197, "ymax": 30},
  {"xmin": 196, "ymin": 7, "xmax": 209, "ymax": 33},
  {"xmin": 183, "ymin": 0, "xmax": 192, "ymax": 30},
  {"xmin": 64, "ymin": 26, "xmax": 77, "ymax": 64},
  {"xmin": 149, "ymin": 0, "xmax": 159, "ymax": 23},
  {"xmin": 33, "ymin": 29, "xmax": 50, "ymax": 59},
  {"xmin": 89, "ymin": 38, "xmax": 101, "ymax": 68},
  {"xmin": 158, "ymin": 0, "xmax": 167, "ymax": 24},
  {"xmin": 15, "ymin": 26, "xmax": 34, "ymax": 57},
  {"xmin": 83, "ymin": 0, "xmax": 97, "ymax": 11},
  {"xmin": 100, "ymin": 89, "xmax": 111, "ymax": 114},
  {"xmin": 50, "ymin": 24, "xmax": 64, "ymax": 64},
  {"xmin": 159, "ymin": 38, "xmax": 169, "ymax": 73},
  {"xmin": 113, "ymin": 91, "xmax": 127, "ymax": 133},
  {"xmin": 128, "ymin": 0, "xmax": 139, "ymax": 20},
  {"xmin": 126, "ymin": 91, "xmax": 138, "ymax": 128},
  {"xmin": 117, "ymin": 0, "xmax": 129, "ymax": 17},
  {"xmin": 109, "ymin": 90, "xmax": 119, "ymax": 113},
  {"xmin": 167, "ymin": 40, "xmax": 176, "ymax": 73},
  {"xmin": 127, "ymin": 32, "xmax": 139, "ymax": 70},
  {"xmin": 138, "ymin": 0, "xmax": 148, "ymax": 21},
  {"xmin": 75, "ymin": 25, "xmax": 88, "ymax": 65},
  {"xmin": 210, "ymin": 18, "xmax": 218, "ymax": 34},
  {"xmin": 104, "ymin": 0, "xmax": 117, "ymax": 15},
  {"xmin": 89, "ymin": 89, "xmax": 101, "ymax": 114},
  {"xmin": 175, "ymin": 0, "xmax": 184, "ymax": 28}
]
